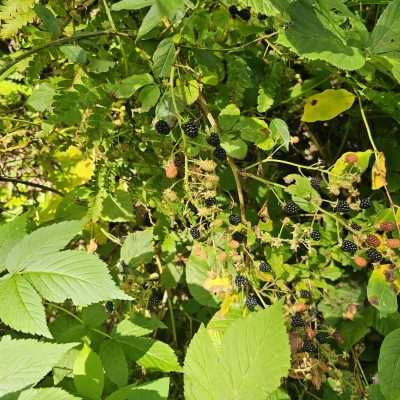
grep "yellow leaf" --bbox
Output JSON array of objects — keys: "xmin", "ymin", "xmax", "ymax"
[
  {"xmin": 203, "ymin": 276, "xmax": 231, "ymax": 295},
  {"xmin": 302, "ymin": 89, "xmax": 355, "ymax": 122},
  {"xmin": 372, "ymin": 152, "xmax": 387, "ymax": 190}
]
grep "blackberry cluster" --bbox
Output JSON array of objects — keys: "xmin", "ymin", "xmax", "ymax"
[
  {"xmin": 310, "ymin": 176, "xmax": 321, "ymax": 190},
  {"xmin": 334, "ymin": 200, "xmax": 350, "ymax": 213},
  {"xmin": 245, "ymin": 293, "xmax": 258, "ymax": 309},
  {"xmin": 351, "ymin": 222, "xmax": 361, "ymax": 231},
  {"xmin": 148, "ymin": 292, "xmax": 162, "ymax": 308},
  {"xmin": 174, "ymin": 153, "xmax": 184, "ymax": 167},
  {"xmin": 204, "ymin": 197, "xmax": 216, "ymax": 207},
  {"xmin": 214, "ymin": 146, "xmax": 227, "ymax": 161},
  {"xmin": 260, "ymin": 260, "xmax": 272, "ymax": 273},
  {"xmin": 366, "ymin": 248, "xmax": 383, "ymax": 262},
  {"xmin": 291, "ymin": 313, "xmax": 305, "ymax": 328},
  {"xmin": 341, "ymin": 240, "xmax": 358, "ymax": 254},
  {"xmin": 310, "ymin": 230, "xmax": 321, "ymax": 241},
  {"xmin": 235, "ymin": 274, "xmax": 248, "ymax": 289},
  {"xmin": 284, "ymin": 200, "xmax": 300, "ymax": 215},
  {"xmin": 360, "ymin": 197, "xmax": 372, "ymax": 209},
  {"xmin": 229, "ymin": 214, "xmax": 241, "ymax": 225},
  {"xmin": 105, "ymin": 301, "xmax": 114, "ymax": 313},
  {"xmin": 316, "ymin": 331, "xmax": 329, "ymax": 343},
  {"xmin": 190, "ymin": 227, "xmax": 201, "ymax": 240},
  {"xmin": 232, "ymin": 231, "xmax": 246, "ymax": 243},
  {"xmin": 300, "ymin": 290, "xmax": 311, "ymax": 299},
  {"xmin": 182, "ymin": 120, "xmax": 199, "ymax": 138},
  {"xmin": 207, "ymin": 133, "xmax": 220, "ymax": 147},
  {"xmin": 302, "ymin": 339, "xmax": 317, "ymax": 354},
  {"xmin": 155, "ymin": 120, "xmax": 170, "ymax": 135},
  {"xmin": 238, "ymin": 7, "xmax": 251, "ymax": 21},
  {"xmin": 366, "ymin": 234, "xmax": 380, "ymax": 248}
]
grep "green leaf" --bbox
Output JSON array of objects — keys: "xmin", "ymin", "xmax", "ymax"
[
  {"xmin": 218, "ymin": 104, "xmax": 241, "ymax": 131},
  {"xmin": 80, "ymin": 303, "xmax": 107, "ymax": 328},
  {"xmin": 106, "ymin": 377, "xmax": 170, "ymax": 400},
  {"xmin": 266, "ymin": 389, "xmax": 291, "ymax": 400},
  {"xmin": 116, "ymin": 336, "xmax": 181, "ymax": 372},
  {"xmin": 184, "ymin": 303, "xmax": 290, "ymax": 400},
  {"xmin": 0, "ymin": 336, "xmax": 76, "ymax": 397},
  {"xmin": 257, "ymin": 87, "xmax": 274, "ymax": 112},
  {"xmin": 5, "ymin": 220, "xmax": 83, "ymax": 273},
  {"xmin": 33, "ymin": 4, "xmax": 60, "ymax": 36},
  {"xmin": 378, "ymin": 328, "xmax": 400, "ymax": 400},
  {"xmin": 88, "ymin": 59, "xmax": 116, "ymax": 73},
  {"xmin": 285, "ymin": 174, "xmax": 322, "ymax": 213},
  {"xmin": 367, "ymin": 266, "xmax": 398, "ymax": 318},
  {"xmin": 111, "ymin": 0, "xmax": 154, "ymax": 11},
  {"xmin": 138, "ymin": 85, "xmax": 161, "ymax": 112},
  {"xmin": 17, "ymin": 388, "xmax": 80, "ymax": 400},
  {"xmin": 176, "ymin": 79, "xmax": 199, "ymax": 106},
  {"xmin": 221, "ymin": 138, "xmax": 248, "ymax": 160},
  {"xmin": 368, "ymin": 384, "xmax": 385, "ymax": 400},
  {"xmin": 113, "ymin": 74, "xmax": 154, "ymax": 99},
  {"xmin": 137, "ymin": 4, "xmax": 162, "ymax": 39},
  {"xmin": 100, "ymin": 340, "xmax": 128, "ymax": 388},
  {"xmin": 102, "ymin": 190, "xmax": 134, "ymax": 222},
  {"xmin": 73, "ymin": 344, "xmax": 104, "ymax": 400},
  {"xmin": 153, "ymin": 37, "xmax": 176, "ymax": 78},
  {"xmin": 114, "ymin": 314, "xmax": 167, "ymax": 337},
  {"xmin": 26, "ymin": 83, "xmax": 56, "ymax": 112},
  {"xmin": 369, "ymin": 0, "xmax": 400, "ymax": 55},
  {"xmin": 60, "ymin": 45, "xmax": 88, "ymax": 64},
  {"xmin": 0, "ymin": 275, "xmax": 51, "ymax": 338},
  {"xmin": 0, "ymin": 214, "xmax": 27, "ymax": 272},
  {"xmin": 121, "ymin": 228, "xmax": 154, "ymax": 268},
  {"xmin": 270, "ymin": 118, "xmax": 290, "ymax": 151}
]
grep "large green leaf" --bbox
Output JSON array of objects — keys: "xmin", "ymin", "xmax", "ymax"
[
  {"xmin": 100, "ymin": 340, "xmax": 128, "ymax": 388},
  {"xmin": 184, "ymin": 303, "xmax": 290, "ymax": 400},
  {"xmin": 0, "ymin": 336, "xmax": 76, "ymax": 397},
  {"xmin": 121, "ymin": 228, "xmax": 154, "ymax": 267},
  {"xmin": 112, "ymin": 74, "xmax": 154, "ymax": 99},
  {"xmin": 73, "ymin": 344, "xmax": 104, "ymax": 400},
  {"xmin": 114, "ymin": 314, "xmax": 167, "ymax": 337},
  {"xmin": 111, "ymin": 0, "xmax": 154, "ymax": 11},
  {"xmin": 17, "ymin": 388, "xmax": 80, "ymax": 400},
  {"xmin": 378, "ymin": 328, "xmax": 400, "ymax": 400},
  {"xmin": 153, "ymin": 37, "xmax": 176, "ymax": 78},
  {"xmin": 106, "ymin": 378, "xmax": 170, "ymax": 400}
]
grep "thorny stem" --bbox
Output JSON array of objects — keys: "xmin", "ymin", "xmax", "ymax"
[{"xmin": 0, "ymin": 176, "xmax": 64, "ymax": 196}]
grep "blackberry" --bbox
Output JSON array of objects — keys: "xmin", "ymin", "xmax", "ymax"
[
  {"xmin": 229, "ymin": 214, "xmax": 241, "ymax": 225},
  {"xmin": 310, "ymin": 176, "xmax": 321, "ymax": 190},
  {"xmin": 316, "ymin": 331, "xmax": 329, "ymax": 343},
  {"xmin": 214, "ymin": 146, "xmax": 227, "ymax": 161},
  {"xmin": 302, "ymin": 339, "xmax": 317, "ymax": 354},
  {"xmin": 291, "ymin": 313, "xmax": 305, "ymax": 328},
  {"xmin": 238, "ymin": 7, "xmax": 251, "ymax": 21},
  {"xmin": 207, "ymin": 133, "xmax": 220, "ymax": 147},
  {"xmin": 232, "ymin": 231, "xmax": 246, "ymax": 243},
  {"xmin": 190, "ymin": 227, "xmax": 201, "ymax": 240},
  {"xmin": 300, "ymin": 290, "xmax": 311, "ymax": 299},
  {"xmin": 351, "ymin": 222, "xmax": 361, "ymax": 231},
  {"xmin": 341, "ymin": 240, "xmax": 357, "ymax": 254},
  {"xmin": 148, "ymin": 292, "xmax": 162, "ymax": 308},
  {"xmin": 284, "ymin": 200, "xmax": 300, "ymax": 215},
  {"xmin": 105, "ymin": 301, "xmax": 114, "ymax": 313},
  {"xmin": 334, "ymin": 200, "xmax": 350, "ymax": 213},
  {"xmin": 379, "ymin": 221, "xmax": 395, "ymax": 232},
  {"xmin": 182, "ymin": 120, "xmax": 199, "ymax": 138},
  {"xmin": 245, "ymin": 293, "xmax": 258, "ymax": 309},
  {"xmin": 155, "ymin": 120, "xmax": 170, "ymax": 135},
  {"xmin": 235, "ymin": 274, "xmax": 248, "ymax": 289},
  {"xmin": 204, "ymin": 197, "xmax": 216, "ymax": 207},
  {"xmin": 366, "ymin": 234, "xmax": 380, "ymax": 248},
  {"xmin": 360, "ymin": 197, "xmax": 372, "ymax": 209},
  {"xmin": 257, "ymin": 13, "xmax": 267, "ymax": 21},
  {"xmin": 228, "ymin": 5, "xmax": 238, "ymax": 17},
  {"xmin": 174, "ymin": 153, "xmax": 184, "ymax": 167},
  {"xmin": 310, "ymin": 230, "xmax": 321, "ymax": 241},
  {"xmin": 366, "ymin": 247, "xmax": 383, "ymax": 263},
  {"xmin": 260, "ymin": 260, "xmax": 272, "ymax": 273}
]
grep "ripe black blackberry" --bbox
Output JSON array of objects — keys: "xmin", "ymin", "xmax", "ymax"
[
  {"xmin": 232, "ymin": 231, "xmax": 246, "ymax": 243},
  {"xmin": 310, "ymin": 230, "xmax": 321, "ymax": 241},
  {"xmin": 174, "ymin": 153, "xmax": 184, "ymax": 167},
  {"xmin": 366, "ymin": 247, "xmax": 383, "ymax": 263},
  {"xmin": 341, "ymin": 240, "xmax": 357, "ymax": 254},
  {"xmin": 334, "ymin": 200, "xmax": 350, "ymax": 213},
  {"xmin": 257, "ymin": 13, "xmax": 267, "ymax": 21},
  {"xmin": 105, "ymin": 301, "xmax": 114, "ymax": 313},
  {"xmin": 360, "ymin": 197, "xmax": 372, "ymax": 209},
  {"xmin": 204, "ymin": 197, "xmax": 216, "ymax": 207},
  {"xmin": 284, "ymin": 200, "xmax": 300, "ymax": 215},
  {"xmin": 300, "ymin": 290, "xmax": 311, "ymax": 299},
  {"xmin": 229, "ymin": 214, "xmax": 241, "ymax": 225},
  {"xmin": 182, "ymin": 120, "xmax": 199, "ymax": 138},
  {"xmin": 310, "ymin": 176, "xmax": 321, "ymax": 190},
  {"xmin": 207, "ymin": 133, "xmax": 220, "ymax": 147},
  {"xmin": 228, "ymin": 5, "xmax": 238, "ymax": 17},
  {"xmin": 238, "ymin": 7, "xmax": 251, "ymax": 21},
  {"xmin": 155, "ymin": 120, "xmax": 170, "ymax": 135},
  {"xmin": 259, "ymin": 260, "xmax": 272, "ymax": 273},
  {"xmin": 351, "ymin": 222, "xmax": 361, "ymax": 231},
  {"xmin": 235, "ymin": 274, "xmax": 248, "ymax": 289},
  {"xmin": 316, "ymin": 331, "xmax": 329, "ymax": 343},
  {"xmin": 214, "ymin": 146, "xmax": 227, "ymax": 161},
  {"xmin": 302, "ymin": 339, "xmax": 317, "ymax": 354},
  {"xmin": 148, "ymin": 292, "xmax": 162, "ymax": 308},
  {"xmin": 245, "ymin": 293, "xmax": 258, "ymax": 309},
  {"xmin": 291, "ymin": 313, "xmax": 305, "ymax": 328},
  {"xmin": 190, "ymin": 227, "xmax": 201, "ymax": 240}
]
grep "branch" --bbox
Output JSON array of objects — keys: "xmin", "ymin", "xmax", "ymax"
[{"xmin": 0, "ymin": 176, "xmax": 64, "ymax": 196}]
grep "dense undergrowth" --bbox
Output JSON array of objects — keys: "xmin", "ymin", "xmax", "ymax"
[{"xmin": 1, "ymin": 0, "xmax": 400, "ymax": 399}]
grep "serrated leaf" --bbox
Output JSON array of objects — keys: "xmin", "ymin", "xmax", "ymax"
[
  {"xmin": 113, "ymin": 74, "xmax": 154, "ymax": 98},
  {"xmin": 137, "ymin": 4, "xmax": 161, "ymax": 39},
  {"xmin": 102, "ymin": 190, "xmax": 134, "ymax": 222},
  {"xmin": 302, "ymin": 89, "xmax": 355, "ymax": 122},
  {"xmin": 106, "ymin": 377, "xmax": 170, "ymax": 400},
  {"xmin": 285, "ymin": 174, "xmax": 321, "ymax": 213},
  {"xmin": 121, "ymin": 228, "xmax": 154, "ymax": 268},
  {"xmin": 153, "ymin": 38, "xmax": 176, "ymax": 78},
  {"xmin": 60, "ymin": 45, "xmax": 88, "ymax": 64},
  {"xmin": 34, "ymin": 4, "xmax": 60, "ymax": 37},
  {"xmin": 176, "ymin": 79, "xmax": 199, "ymax": 105},
  {"xmin": 5, "ymin": 220, "xmax": 83, "ymax": 273},
  {"xmin": 17, "ymin": 388, "xmax": 80, "ymax": 400},
  {"xmin": 100, "ymin": 341, "xmax": 128, "ymax": 388},
  {"xmin": 378, "ymin": 328, "xmax": 400, "ymax": 400},
  {"xmin": 0, "ymin": 275, "xmax": 51, "ymax": 338},
  {"xmin": 0, "ymin": 336, "xmax": 76, "ymax": 397},
  {"xmin": 270, "ymin": 118, "xmax": 290, "ymax": 151},
  {"xmin": 138, "ymin": 84, "xmax": 161, "ymax": 112},
  {"xmin": 184, "ymin": 303, "xmax": 290, "ymax": 400},
  {"xmin": 111, "ymin": 0, "xmax": 154, "ymax": 11},
  {"xmin": 27, "ymin": 83, "xmax": 56, "ymax": 112},
  {"xmin": 73, "ymin": 344, "xmax": 104, "ymax": 400},
  {"xmin": 372, "ymin": 152, "xmax": 387, "ymax": 190},
  {"xmin": 221, "ymin": 138, "xmax": 248, "ymax": 160},
  {"xmin": 114, "ymin": 314, "xmax": 166, "ymax": 337}
]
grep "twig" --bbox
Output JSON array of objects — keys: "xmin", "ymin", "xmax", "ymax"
[{"xmin": 0, "ymin": 176, "xmax": 64, "ymax": 196}]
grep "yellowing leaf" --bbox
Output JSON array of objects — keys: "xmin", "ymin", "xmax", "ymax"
[
  {"xmin": 302, "ymin": 89, "xmax": 355, "ymax": 122},
  {"xmin": 203, "ymin": 276, "xmax": 231, "ymax": 295},
  {"xmin": 372, "ymin": 152, "xmax": 387, "ymax": 190}
]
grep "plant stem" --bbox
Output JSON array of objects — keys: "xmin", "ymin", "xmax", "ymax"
[{"xmin": 0, "ymin": 176, "xmax": 64, "ymax": 196}]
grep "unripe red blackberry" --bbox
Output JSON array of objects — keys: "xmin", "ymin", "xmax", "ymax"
[
  {"xmin": 387, "ymin": 238, "xmax": 400, "ymax": 249},
  {"xmin": 341, "ymin": 240, "xmax": 357, "ymax": 254},
  {"xmin": 366, "ymin": 234, "xmax": 380, "ymax": 248},
  {"xmin": 229, "ymin": 214, "xmax": 241, "ymax": 225},
  {"xmin": 207, "ymin": 133, "xmax": 220, "ymax": 147},
  {"xmin": 235, "ymin": 274, "xmax": 248, "ymax": 289},
  {"xmin": 182, "ymin": 120, "xmax": 199, "ymax": 138},
  {"xmin": 366, "ymin": 248, "xmax": 383, "ymax": 263},
  {"xmin": 379, "ymin": 221, "xmax": 395, "ymax": 232},
  {"xmin": 155, "ymin": 120, "xmax": 170, "ymax": 135}
]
